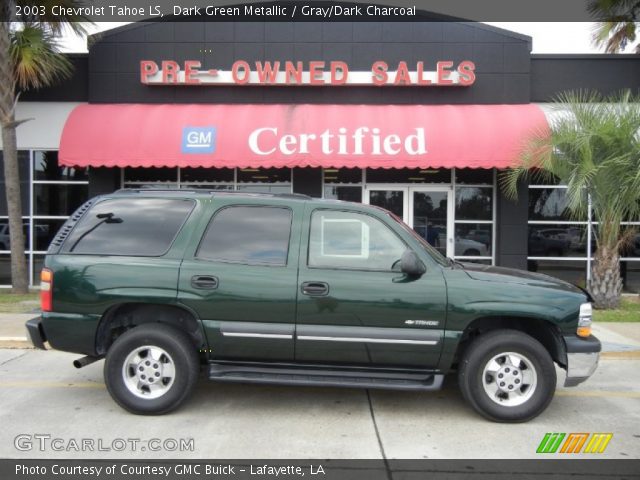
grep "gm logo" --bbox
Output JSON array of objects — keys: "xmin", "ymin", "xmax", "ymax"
[
  {"xmin": 182, "ymin": 127, "xmax": 216, "ymax": 154},
  {"xmin": 536, "ymin": 432, "xmax": 613, "ymax": 454}
]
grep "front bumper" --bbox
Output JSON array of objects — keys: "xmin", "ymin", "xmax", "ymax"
[
  {"xmin": 563, "ymin": 334, "xmax": 601, "ymax": 387},
  {"xmin": 25, "ymin": 317, "xmax": 47, "ymax": 350}
]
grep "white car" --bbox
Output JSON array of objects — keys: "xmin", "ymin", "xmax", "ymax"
[{"xmin": 455, "ymin": 238, "xmax": 489, "ymax": 257}]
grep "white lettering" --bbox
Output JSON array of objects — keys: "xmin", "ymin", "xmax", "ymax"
[
  {"xmin": 406, "ymin": 128, "xmax": 427, "ymax": 154},
  {"xmin": 248, "ymin": 127, "xmax": 277, "ymax": 155},
  {"xmin": 247, "ymin": 127, "xmax": 428, "ymax": 156},
  {"xmin": 383, "ymin": 134, "xmax": 401, "ymax": 155}
]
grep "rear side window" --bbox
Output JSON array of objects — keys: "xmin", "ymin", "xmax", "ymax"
[
  {"xmin": 62, "ymin": 198, "xmax": 194, "ymax": 256},
  {"xmin": 197, "ymin": 206, "xmax": 292, "ymax": 266}
]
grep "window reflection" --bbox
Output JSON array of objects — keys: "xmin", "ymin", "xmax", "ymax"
[
  {"xmin": 324, "ymin": 186, "xmax": 362, "ymax": 202},
  {"xmin": 455, "ymin": 187, "xmax": 492, "ymax": 221},
  {"xmin": 369, "ymin": 191, "xmax": 404, "ymax": 218},
  {"xmin": 528, "ymin": 225, "xmax": 587, "ymax": 257},
  {"xmin": 455, "ymin": 224, "xmax": 492, "ymax": 256},
  {"xmin": 33, "ymin": 151, "xmax": 87, "ymax": 181}
]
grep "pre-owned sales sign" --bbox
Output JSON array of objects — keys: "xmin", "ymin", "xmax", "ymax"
[{"xmin": 140, "ymin": 59, "xmax": 477, "ymax": 86}]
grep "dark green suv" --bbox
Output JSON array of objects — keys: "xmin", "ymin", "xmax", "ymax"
[{"xmin": 26, "ymin": 189, "xmax": 600, "ymax": 422}]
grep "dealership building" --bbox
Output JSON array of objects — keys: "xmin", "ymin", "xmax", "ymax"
[{"xmin": 1, "ymin": 16, "xmax": 639, "ymax": 289}]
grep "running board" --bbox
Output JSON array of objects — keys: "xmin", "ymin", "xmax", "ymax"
[{"xmin": 208, "ymin": 363, "xmax": 444, "ymax": 391}]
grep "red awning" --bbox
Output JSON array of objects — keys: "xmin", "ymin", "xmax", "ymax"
[{"xmin": 59, "ymin": 103, "xmax": 547, "ymax": 169}]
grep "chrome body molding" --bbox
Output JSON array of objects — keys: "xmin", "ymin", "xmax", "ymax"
[
  {"xmin": 222, "ymin": 332, "xmax": 293, "ymax": 339},
  {"xmin": 297, "ymin": 336, "xmax": 438, "ymax": 345}
]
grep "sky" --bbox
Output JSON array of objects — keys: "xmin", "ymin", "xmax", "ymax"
[{"xmin": 56, "ymin": 22, "xmax": 629, "ymax": 54}]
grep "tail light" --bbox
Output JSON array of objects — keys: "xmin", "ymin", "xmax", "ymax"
[{"xmin": 40, "ymin": 268, "xmax": 53, "ymax": 312}]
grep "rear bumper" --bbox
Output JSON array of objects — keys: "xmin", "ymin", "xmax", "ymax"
[
  {"xmin": 25, "ymin": 317, "xmax": 47, "ymax": 350},
  {"xmin": 563, "ymin": 334, "xmax": 601, "ymax": 387}
]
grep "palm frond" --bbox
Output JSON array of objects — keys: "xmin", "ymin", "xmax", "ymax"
[
  {"xmin": 10, "ymin": 25, "xmax": 72, "ymax": 90},
  {"xmin": 588, "ymin": 0, "xmax": 640, "ymax": 51},
  {"xmin": 500, "ymin": 89, "xmax": 640, "ymax": 252}
]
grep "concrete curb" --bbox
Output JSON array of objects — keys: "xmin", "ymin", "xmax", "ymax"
[{"xmin": 0, "ymin": 337, "xmax": 33, "ymax": 349}]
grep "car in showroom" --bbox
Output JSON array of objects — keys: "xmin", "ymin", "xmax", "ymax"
[{"xmin": 27, "ymin": 189, "xmax": 600, "ymax": 422}]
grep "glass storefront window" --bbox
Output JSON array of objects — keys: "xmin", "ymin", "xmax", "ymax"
[
  {"xmin": 528, "ymin": 224, "xmax": 587, "ymax": 258},
  {"xmin": 33, "ymin": 151, "xmax": 87, "ymax": 181},
  {"xmin": 324, "ymin": 186, "xmax": 362, "ymax": 202},
  {"xmin": 124, "ymin": 167, "xmax": 177, "ymax": 183},
  {"xmin": 0, "ymin": 151, "xmax": 30, "ymax": 217},
  {"xmin": 0, "ymin": 254, "xmax": 11, "ymax": 285},
  {"xmin": 621, "ymin": 261, "xmax": 640, "ymax": 293},
  {"xmin": 529, "ymin": 188, "xmax": 587, "ymax": 222},
  {"xmin": 455, "ymin": 224, "xmax": 492, "ymax": 257},
  {"xmin": 368, "ymin": 190, "xmax": 404, "ymax": 218},
  {"xmin": 0, "ymin": 221, "xmax": 30, "ymax": 251},
  {"xmin": 34, "ymin": 184, "xmax": 88, "ymax": 216},
  {"xmin": 323, "ymin": 168, "xmax": 362, "ymax": 184},
  {"xmin": 32, "ymin": 254, "xmax": 45, "ymax": 286},
  {"xmin": 181, "ymin": 167, "xmax": 234, "ymax": 183},
  {"xmin": 620, "ymin": 229, "xmax": 640, "ymax": 258},
  {"xmin": 33, "ymin": 219, "xmax": 67, "ymax": 251},
  {"xmin": 236, "ymin": 184, "xmax": 292, "ymax": 194},
  {"xmin": 455, "ymin": 168, "xmax": 493, "ymax": 185},
  {"xmin": 528, "ymin": 260, "xmax": 588, "ymax": 287},
  {"xmin": 366, "ymin": 168, "xmax": 451, "ymax": 184},
  {"xmin": 455, "ymin": 187, "xmax": 492, "ymax": 221},
  {"xmin": 237, "ymin": 168, "xmax": 291, "ymax": 184},
  {"xmin": 185, "ymin": 184, "xmax": 234, "ymax": 191},
  {"xmin": 413, "ymin": 190, "xmax": 448, "ymax": 257}
]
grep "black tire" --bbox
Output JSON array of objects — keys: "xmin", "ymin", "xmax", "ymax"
[
  {"xmin": 463, "ymin": 249, "xmax": 481, "ymax": 256},
  {"xmin": 458, "ymin": 329, "xmax": 556, "ymax": 423},
  {"xmin": 104, "ymin": 323, "xmax": 199, "ymax": 415}
]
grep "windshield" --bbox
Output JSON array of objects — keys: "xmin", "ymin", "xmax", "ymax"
[{"xmin": 387, "ymin": 211, "xmax": 450, "ymax": 267}]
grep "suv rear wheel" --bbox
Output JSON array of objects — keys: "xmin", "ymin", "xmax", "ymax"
[
  {"xmin": 458, "ymin": 329, "xmax": 556, "ymax": 422},
  {"xmin": 104, "ymin": 323, "xmax": 199, "ymax": 415}
]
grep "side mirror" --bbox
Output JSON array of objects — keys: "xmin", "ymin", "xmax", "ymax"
[{"xmin": 400, "ymin": 250, "xmax": 426, "ymax": 277}]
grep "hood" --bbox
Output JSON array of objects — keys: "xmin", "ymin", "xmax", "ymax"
[{"xmin": 458, "ymin": 262, "xmax": 585, "ymax": 296}]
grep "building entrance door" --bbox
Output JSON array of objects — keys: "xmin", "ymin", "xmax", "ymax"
[{"xmin": 365, "ymin": 186, "xmax": 454, "ymax": 258}]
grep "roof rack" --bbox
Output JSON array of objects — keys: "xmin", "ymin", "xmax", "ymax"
[{"xmin": 114, "ymin": 188, "xmax": 311, "ymax": 200}]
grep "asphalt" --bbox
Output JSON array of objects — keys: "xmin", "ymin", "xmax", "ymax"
[
  {"xmin": 0, "ymin": 312, "xmax": 639, "ymax": 459},
  {"xmin": 0, "ymin": 349, "xmax": 639, "ymax": 459}
]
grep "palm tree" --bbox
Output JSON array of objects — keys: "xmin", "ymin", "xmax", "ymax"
[
  {"xmin": 501, "ymin": 90, "xmax": 640, "ymax": 309},
  {"xmin": 589, "ymin": 0, "xmax": 640, "ymax": 52},
  {"xmin": 0, "ymin": 1, "xmax": 89, "ymax": 293}
]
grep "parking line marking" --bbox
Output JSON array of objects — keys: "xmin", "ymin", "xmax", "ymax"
[
  {"xmin": 600, "ymin": 351, "xmax": 640, "ymax": 359},
  {"xmin": 556, "ymin": 390, "xmax": 640, "ymax": 398}
]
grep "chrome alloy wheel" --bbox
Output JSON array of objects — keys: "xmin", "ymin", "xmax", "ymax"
[
  {"xmin": 481, "ymin": 352, "xmax": 537, "ymax": 407},
  {"xmin": 122, "ymin": 345, "xmax": 176, "ymax": 399}
]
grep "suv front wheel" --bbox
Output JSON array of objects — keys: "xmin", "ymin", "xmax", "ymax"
[
  {"xmin": 104, "ymin": 323, "xmax": 199, "ymax": 415},
  {"xmin": 458, "ymin": 330, "xmax": 556, "ymax": 422}
]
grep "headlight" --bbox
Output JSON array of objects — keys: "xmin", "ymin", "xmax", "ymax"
[{"xmin": 577, "ymin": 302, "xmax": 592, "ymax": 338}]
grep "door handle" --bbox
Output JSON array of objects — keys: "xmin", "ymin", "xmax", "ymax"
[
  {"xmin": 301, "ymin": 281, "xmax": 329, "ymax": 297},
  {"xmin": 191, "ymin": 275, "xmax": 219, "ymax": 290}
]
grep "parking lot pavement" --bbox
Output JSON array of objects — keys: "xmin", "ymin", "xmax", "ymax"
[{"xmin": 0, "ymin": 349, "xmax": 638, "ymax": 460}]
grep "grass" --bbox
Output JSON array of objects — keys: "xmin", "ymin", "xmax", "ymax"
[
  {"xmin": 0, "ymin": 290, "xmax": 40, "ymax": 314},
  {"xmin": 594, "ymin": 296, "xmax": 640, "ymax": 323}
]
